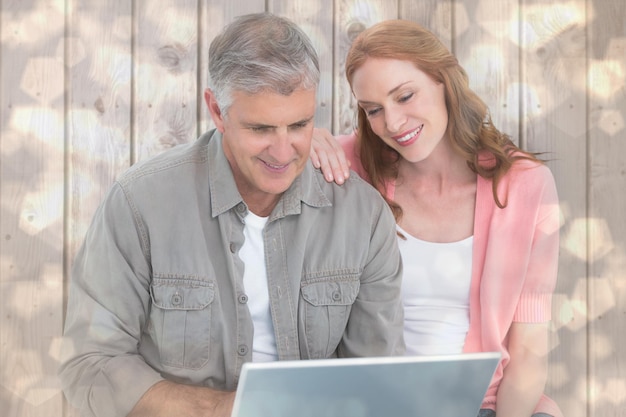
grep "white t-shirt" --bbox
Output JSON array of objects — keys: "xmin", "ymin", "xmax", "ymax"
[
  {"xmin": 396, "ymin": 225, "xmax": 473, "ymax": 356},
  {"xmin": 240, "ymin": 211, "xmax": 278, "ymax": 362}
]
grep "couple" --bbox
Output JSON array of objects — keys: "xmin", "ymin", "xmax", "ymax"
[{"xmin": 59, "ymin": 12, "xmax": 561, "ymax": 417}]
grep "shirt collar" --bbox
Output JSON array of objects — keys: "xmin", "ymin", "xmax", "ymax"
[{"xmin": 207, "ymin": 130, "xmax": 331, "ymax": 220}]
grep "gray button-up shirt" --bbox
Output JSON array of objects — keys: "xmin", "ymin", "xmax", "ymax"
[{"xmin": 59, "ymin": 130, "xmax": 404, "ymax": 417}]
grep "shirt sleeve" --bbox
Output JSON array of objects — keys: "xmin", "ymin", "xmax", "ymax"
[
  {"xmin": 337, "ymin": 187, "xmax": 406, "ymax": 357},
  {"xmin": 58, "ymin": 182, "xmax": 164, "ymax": 417},
  {"xmin": 334, "ymin": 132, "xmax": 405, "ymax": 355},
  {"xmin": 513, "ymin": 164, "xmax": 561, "ymax": 323}
]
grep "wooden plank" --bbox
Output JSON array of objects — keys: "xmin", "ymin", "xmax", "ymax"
[
  {"xmin": 198, "ymin": 0, "xmax": 266, "ymax": 134},
  {"xmin": 66, "ymin": 0, "xmax": 133, "ymax": 276},
  {"xmin": 0, "ymin": 3, "xmax": 622, "ymax": 417},
  {"xmin": 64, "ymin": 1, "xmax": 134, "ymax": 415},
  {"xmin": 520, "ymin": 1, "xmax": 589, "ymax": 416},
  {"xmin": 399, "ymin": 0, "xmax": 452, "ymax": 50},
  {"xmin": 133, "ymin": 0, "xmax": 199, "ymax": 163},
  {"xmin": 455, "ymin": 0, "xmax": 519, "ymax": 144},
  {"xmin": 269, "ymin": 0, "xmax": 334, "ymax": 131},
  {"xmin": 0, "ymin": 0, "xmax": 66, "ymax": 416},
  {"xmin": 587, "ymin": 1, "xmax": 626, "ymax": 416},
  {"xmin": 334, "ymin": 0, "xmax": 399, "ymax": 134}
]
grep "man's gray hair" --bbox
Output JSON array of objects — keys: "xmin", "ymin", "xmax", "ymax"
[{"xmin": 208, "ymin": 13, "xmax": 320, "ymax": 115}]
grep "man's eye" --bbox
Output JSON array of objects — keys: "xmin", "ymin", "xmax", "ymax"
[{"xmin": 290, "ymin": 122, "xmax": 308, "ymax": 130}]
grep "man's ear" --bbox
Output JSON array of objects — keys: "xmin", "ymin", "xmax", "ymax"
[{"xmin": 204, "ymin": 89, "xmax": 225, "ymax": 133}]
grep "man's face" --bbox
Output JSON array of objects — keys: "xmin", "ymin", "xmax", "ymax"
[{"xmin": 205, "ymin": 88, "xmax": 316, "ymax": 215}]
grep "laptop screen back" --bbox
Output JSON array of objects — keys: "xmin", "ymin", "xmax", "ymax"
[{"xmin": 231, "ymin": 352, "xmax": 500, "ymax": 417}]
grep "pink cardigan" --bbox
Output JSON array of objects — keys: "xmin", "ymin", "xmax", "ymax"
[{"xmin": 338, "ymin": 133, "xmax": 562, "ymax": 417}]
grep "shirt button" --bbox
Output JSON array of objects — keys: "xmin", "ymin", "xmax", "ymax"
[
  {"xmin": 236, "ymin": 203, "xmax": 246, "ymax": 213},
  {"xmin": 332, "ymin": 291, "xmax": 341, "ymax": 301},
  {"xmin": 171, "ymin": 293, "xmax": 183, "ymax": 306},
  {"xmin": 238, "ymin": 294, "xmax": 248, "ymax": 304},
  {"xmin": 230, "ymin": 243, "xmax": 236, "ymax": 253},
  {"xmin": 237, "ymin": 345, "xmax": 249, "ymax": 356}
]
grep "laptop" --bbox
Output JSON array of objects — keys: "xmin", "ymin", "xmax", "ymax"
[{"xmin": 231, "ymin": 351, "xmax": 500, "ymax": 417}]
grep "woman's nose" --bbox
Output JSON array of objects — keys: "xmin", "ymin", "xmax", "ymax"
[{"xmin": 385, "ymin": 109, "xmax": 406, "ymax": 133}]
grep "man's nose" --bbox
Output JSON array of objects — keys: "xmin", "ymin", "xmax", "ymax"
[{"xmin": 268, "ymin": 129, "xmax": 294, "ymax": 162}]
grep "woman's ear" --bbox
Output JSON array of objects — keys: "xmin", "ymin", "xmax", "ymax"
[{"xmin": 204, "ymin": 89, "xmax": 225, "ymax": 133}]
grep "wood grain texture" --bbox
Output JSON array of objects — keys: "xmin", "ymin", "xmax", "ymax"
[
  {"xmin": 400, "ymin": 0, "xmax": 453, "ymax": 49},
  {"xmin": 66, "ymin": 0, "xmax": 133, "ymax": 267},
  {"xmin": 521, "ymin": 1, "xmax": 589, "ymax": 415},
  {"xmin": 455, "ymin": 0, "xmax": 520, "ymax": 143},
  {"xmin": 587, "ymin": 0, "xmax": 626, "ymax": 415},
  {"xmin": 0, "ymin": 0, "xmax": 65, "ymax": 416},
  {"xmin": 0, "ymin": 1, "xmax": 625, "ymax": 416},
  {"xmin": 133, "ymin": 0, "xmax": 199, "ymax": 162},
  {"xmin": 334, "ymin": 0, "xmax": 398, "ymax": 134}
]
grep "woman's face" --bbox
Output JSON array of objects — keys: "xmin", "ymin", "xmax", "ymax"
[{"xmin": 351, "ymin": 57, "xmax": 449, "ymax": 163}]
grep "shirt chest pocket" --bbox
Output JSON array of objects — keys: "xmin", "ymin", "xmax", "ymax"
[
  {"xmin": 299, "ymin": 274, "xmax": 360, "ymax": 358},
  {"xmin": 150, "ymin": 278, "xmax": 215, "ymax": 369}
]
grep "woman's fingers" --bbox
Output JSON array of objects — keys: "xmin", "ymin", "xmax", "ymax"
[{"xmin": 311, "ymin": 128, "xmax": 351, "ymax": 184}]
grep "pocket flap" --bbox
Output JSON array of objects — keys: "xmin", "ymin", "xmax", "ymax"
[
  {"xmin": 151, "ymin": 278, "xmax": 215, "ymax": 310},
  {"xmin": 301, "ymin": 277, "xmax": 360, "ymax": 306}
]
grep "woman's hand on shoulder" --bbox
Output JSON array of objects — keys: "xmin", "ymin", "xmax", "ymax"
[{"xmin": 310, "ymin": 127, "xmax": 351, "ymax": 184}]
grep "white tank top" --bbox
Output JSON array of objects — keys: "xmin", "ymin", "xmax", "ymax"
[
  {"xmin": 240, "ymin": 211, "xmax": 278, "ymax": 362},
  {"xmin": 396, "ymin": 225, "xmax": 473, "ymax": 356}
]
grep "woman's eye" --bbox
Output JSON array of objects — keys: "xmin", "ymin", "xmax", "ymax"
[
  {"xmin": 398, "ymin": 92, "xmax": 414, "ymax": 103},
  {"xmin": 366, "ymin": 108, "xmax": 381, "ymax": 117}
]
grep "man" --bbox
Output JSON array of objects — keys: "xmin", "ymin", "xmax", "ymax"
[{"xmin": 59, "ymin": 13, "xmax": 404, "ymax": 417}]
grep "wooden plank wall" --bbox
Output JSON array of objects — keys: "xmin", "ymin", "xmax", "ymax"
[{"xmin": 1, "ymin": 1, "xmax": 624, "ymax": 416}]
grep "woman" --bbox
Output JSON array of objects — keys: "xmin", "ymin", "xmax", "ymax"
[{"xmin": 311, "ymin": 20, "xmax": 562, "ymax": 417}]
